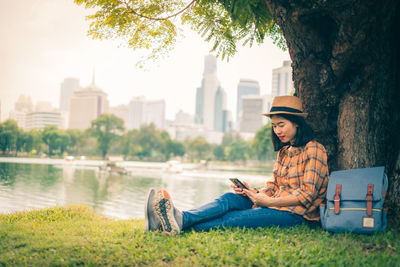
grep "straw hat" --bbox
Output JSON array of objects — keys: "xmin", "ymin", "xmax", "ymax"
[{"xmin": 263, "ymin": 96, "xmax": 308, "ymax": 118}]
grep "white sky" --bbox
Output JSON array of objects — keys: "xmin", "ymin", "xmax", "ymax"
[{"xmin": 0, "ymin": 0, "xmax": 290, "ymax": 121}]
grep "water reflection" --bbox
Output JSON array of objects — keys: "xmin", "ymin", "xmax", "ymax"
[{"xmin": 0, "ymin": 162, "xmax": 270, "ymax": 219}]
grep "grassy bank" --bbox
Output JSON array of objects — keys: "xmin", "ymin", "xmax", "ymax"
[{"xmin": 1, "ymin": 206, "xmax": 399, "ymax": 266}]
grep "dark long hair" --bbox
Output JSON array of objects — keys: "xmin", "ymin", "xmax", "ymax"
[{"xmin": 271, "ymin": 114, "xmax": 314, "ymax": 151}]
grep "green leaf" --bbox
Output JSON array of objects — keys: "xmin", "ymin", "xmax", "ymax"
[{"xmin": 74, "ymin": 0, "xmax": 285, "ymax": 64}]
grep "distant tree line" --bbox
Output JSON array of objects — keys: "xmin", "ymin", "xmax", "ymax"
[{"xmin": 0, "ymin": 114, "xmax": 275, "ymax": 162}]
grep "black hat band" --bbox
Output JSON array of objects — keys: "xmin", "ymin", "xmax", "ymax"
[{"xmin": 270, "ymin": 106, "xmax": 303, "ymax": 114}]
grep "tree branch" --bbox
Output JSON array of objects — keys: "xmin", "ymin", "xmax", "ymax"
[{"xmin": 122, "ymin": 0, "xmax": 196, "ymax": 21}]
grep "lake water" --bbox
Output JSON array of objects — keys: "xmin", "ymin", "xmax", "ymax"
[{"xmin": 0, "ymin": 160, "xmax": 271, "ymax": 219}]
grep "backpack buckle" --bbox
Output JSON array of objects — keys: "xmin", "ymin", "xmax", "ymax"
[
  {"xmin": 366, "ymin": 184, "xmax": 374, "ymax": 216},
  {"xmin": 334, "ymin": 184, "xmax": 342, "ymax": 215}
]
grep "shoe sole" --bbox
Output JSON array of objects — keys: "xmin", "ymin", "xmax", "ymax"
[
  {"xmin": 153, "ymin": 190, "xmax": 180, "ymax": 236},
  {"xmin": 144, "ymin": 188, "xmax": 155, "ymax": 231}
]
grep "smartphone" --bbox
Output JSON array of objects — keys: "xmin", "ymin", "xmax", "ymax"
[{"xmin": 229, "ymin": 178, "xmax": 249, "ymax": 190}]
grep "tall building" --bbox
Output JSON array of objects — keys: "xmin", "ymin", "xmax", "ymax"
[
  {"xmin": 21, "ymin": 102, "xmax": 62, "ymax": 130},
  {"xmin": 174, "ymin": 110, "xmax": 193, "ymax": 126},
  {"xmin": 9, "ymin": 96, "xmax": 63, "ymax": 130},
  {"xmin": 59, "ymin": 78, "xmax": 80, "ymax": 129},
  {"xmin": 69, "ymin": 74, "xmax": 109, "ymax": 129},
  {"xmin": 214, "ymin": 87, "xmax": 227, "ymax": 132},
  {"xmin": 9, "ymin": 110, "xmax": 28, "ymax": 129},
  {"xmin": 239, "ymin": 95, "xmax": 265, "ymax": 133},
  {"xmin": 236, "ymin": 79, "xmax": 260, "ymax": 121},
  {"xmin": 59, "ymin": 77, "xmax": 80, "ymax": 112},
  {"xmin": 127, "ymin": 97, "xmax": 165, "ymax": 130},
  {"xmin": 222, "ymin": 110, "xmax": 233, "ymax": 133},
  {"xmin": 109, "ymin": 104, "xmax": 129, "ymax": 129},
  {"xmin": 25, "ymin": 111, "xmax": 62, "ymax": 130},
  {"xmin": 195, "ymin": 81, "xmax": 204, "ymax": 124},
  {"xmin": 195, "ymin": 55, "xmax": 221, "ymax": 131},
  {"xmin": 128, "ymin": 96, "xmax": 146, "ymax": 129},
  {"xmin": 271, "ymin": 60, "xmax": 294, "ymax": 96},
  {"xmin": 9, "ymin": 95, "xmax": 33, "ymax": 129},
  {"xmin": 14, "ymin": 95, "xmax": 33, "ymax": 112},
  {"xmin": 145, "ymin": 99, "xmax": 166, "ymax": 130}
]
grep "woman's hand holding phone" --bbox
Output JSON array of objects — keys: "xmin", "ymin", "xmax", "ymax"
[
  {"xmin": 230, "ymin": 178, "xmax": 258, "ymax": 196},
  {"xmin": 231, "ymin": 182, "xmax": 248, "ymax": 196}
]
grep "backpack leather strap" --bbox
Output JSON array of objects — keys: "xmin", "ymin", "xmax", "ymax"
[
  {"xmin": 366, "ymin": 184, "xmax": 374, "ymax": 217},
  {"xmin": 334, "ymin": 184, "xmax": 341, "ymax": 215}
]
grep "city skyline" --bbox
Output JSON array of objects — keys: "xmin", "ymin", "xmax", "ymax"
[
  {"xmin": 7, "ymin": 58, "xmax": 291, "ymax": 133},
  {"xmin": 0, "ymin": 0, "xmax": 290, "ymax": 122}
]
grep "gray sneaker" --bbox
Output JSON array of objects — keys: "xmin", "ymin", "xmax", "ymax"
[
  {"xmin": 153, "ymin": 189, "xmax": 183, "ymax": 236},
  {"xmin": 144, "ymin": 188, "xmax": 161, "ymax": 231}
]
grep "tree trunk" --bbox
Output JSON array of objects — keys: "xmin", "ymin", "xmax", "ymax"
[{"xmin": 265, "ymin": 0, "xmax": 400, "ymax": 215}]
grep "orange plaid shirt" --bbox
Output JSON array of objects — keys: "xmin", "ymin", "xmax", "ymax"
[{"xmin": 266, "ymin": 141, "xmax": 329, "ymax": 221}]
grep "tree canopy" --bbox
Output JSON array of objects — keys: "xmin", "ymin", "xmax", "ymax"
[
  {"xmin": 252, "ymin": 122, "xmax": 274, "ymax": 161},
  {"xmin": 0, "ymin": 118, "xmax": 274, "ymax": 162},
  {"xmin": 74, "ymin": 0, "xmax": 285, "ymax": 63},
  {"xmin": 0, "ymin": 120, "xmax": 20, "ymax": 154},
  {"xmin": 91, "ymin": 114, "xmax": 125, "ymax": 159}
]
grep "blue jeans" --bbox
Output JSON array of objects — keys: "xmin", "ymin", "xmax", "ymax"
[{"xmin": 182, "ymin": 192, "xmax": 305, "ymax": 231}]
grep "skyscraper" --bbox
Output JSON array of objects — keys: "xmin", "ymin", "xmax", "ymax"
[
  {"xmin": 59, "ymin": 77, "xmax": 80, "ymax": 112},
  {"xmin": 236, "ymin": 79, "xmax": 260, "ymax": 121},
  {"xmin": 195, "ymin": 55, "xmax": 222, "ymax": 131},
  {"xmin": 195, "ymin": 81, "xmax": 204, "ymax": 124},
  {"xmin": 128, "ymin": 96, "xmax": 146, "ymax": 129},
  {"xmin": 222, "ymin": 110, "xmax": 232, "ymax": 133},
  {"xmin": 109, "ymin": 104, "xmax": 129, "ymax": 129},
  {"xmin": 69, "ymin": 74, "xmax": 109, "ymax": 129},
  {"xmin": 239, "ymin": 95, "xmax": 264, "ymax": 133},
  {"xmin": 14, "ymin": 95, "xmax": 33, "ymax": 113},
  {"xmin": 144, "ymin": 99, "xmax": 166, "ymax": 130},
  {"xmin": 174, "ymin": 110, "xmax": 194, "ymax": 126},
  {"xmin": 127, "ymin": 97, "xmax": 166, "ymax": 130},
  {"xmin": 9, "ymin": 95, "xmax": 33, "ymax": 129},
  {"xmin": 214, "ymin": 86, "xmax": 227, "ymax": 132},
  {"xmin": 272, "ymin": 60, "xmax": 294, "ymax": 96},
  {"xmin": 10, "ymin": 99, "xmax": 62, "ymax": 130}
]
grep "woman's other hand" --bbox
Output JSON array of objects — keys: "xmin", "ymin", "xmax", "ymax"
[
  {"xmin": 245, "ymin": 189, "xmax": 300, "ymax": 208},
  {"xmin": 244, "ymin": 189, "xmax": 274, "ymax": 207}
]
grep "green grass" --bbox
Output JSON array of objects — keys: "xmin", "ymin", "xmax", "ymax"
[{"xmin": 1, "ymin": 206, "xmax": 399, "ymax": 266}]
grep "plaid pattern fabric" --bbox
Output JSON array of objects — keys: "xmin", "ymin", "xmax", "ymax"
[{"xmin": 266, "ymin": 141, "xmax": 329, "ymax": 221}]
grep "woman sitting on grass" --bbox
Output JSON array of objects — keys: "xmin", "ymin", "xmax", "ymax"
[{"xmin": 144, "ymin": 96, "xmax": 330, "ymax": 235}]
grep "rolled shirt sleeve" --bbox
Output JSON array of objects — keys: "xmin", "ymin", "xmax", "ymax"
[{"xmin": 265, "ymin": 181, "xmax": 278, "ymax": 194}]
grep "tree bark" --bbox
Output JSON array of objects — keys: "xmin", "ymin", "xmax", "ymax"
[{"xmin": 265, "ymin": 0, "xmax": 400, "ymax": 214}]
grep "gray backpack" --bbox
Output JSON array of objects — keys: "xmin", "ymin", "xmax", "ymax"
[{"xmin": 320, "ymin": 166, "xmax": 388, "ymax": 234}]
